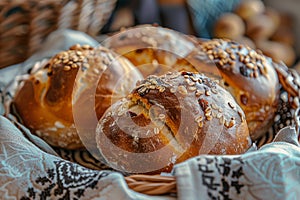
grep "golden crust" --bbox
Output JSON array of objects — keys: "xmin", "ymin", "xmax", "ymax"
[
  {"xmin": 103, "ymin": 24, "xmax": 198, "ymax": 77},
  {"xmin": 96, "ymin": 72, "xmax": 251, "ymax": 174},
  {"xmin": 13, "ymin": 44, "xmax": 143, "ymax": 149}
]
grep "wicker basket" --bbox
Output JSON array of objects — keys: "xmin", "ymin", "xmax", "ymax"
[
  {"xmin": 0, "ymin": 0, "xmax": 116, "ymax": 69},
  {"xmin": 38, "ymin": 60, "xmax": 299, "ymax": 197},
  {"xmin": 2, "ymin": 7, "xmax": 300, "ymax": 194},
  {"xmin": 2, "ymin": 53, "xmax": 300, "ymax": 198}
]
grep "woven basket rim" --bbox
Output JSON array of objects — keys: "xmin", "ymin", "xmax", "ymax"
[{"xmin": 0, "ymin": 0, "xmax": 117, "ymax": 68}]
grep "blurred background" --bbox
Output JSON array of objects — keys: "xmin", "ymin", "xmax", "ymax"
[{"xmin": 1, "ymin": 0, "xmax": 300, "ymax": 70}]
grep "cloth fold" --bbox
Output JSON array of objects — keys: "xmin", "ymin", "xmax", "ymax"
[
  {"xmin": 0, "ymin": 116, "xmax": 173, "ymax": 200},
  {"xmin": 173, "ymin": 126, "xmax": 300, "ymax": 200}
]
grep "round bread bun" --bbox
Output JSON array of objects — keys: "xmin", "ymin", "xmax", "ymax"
[
  {"xmin": 245, "ymin": 13, "xmax": 277, "ymax": 41},
  {"xmin": 213, "ymin": 13, "xmax": 245, "ymax": 40},
  {"xmin": 256, "ymin": 40, "xmax": 296, "ymax": 67},
  {"xmin": 96, "ymin": 71, "xmax": 251, "ymax": 174},
  {"xmin": 271, "ymin": 27, "xmax": 295, "ymax": 46},
  {"xmin": 13, "ymin": 44, "xmax": 143, "ymax": 149},
  {"xmin": 198, "ymin": 39, "xmax": 280, "ymax": 140},
  {"xmin": 103, "ymin": 25, "xmax": 222, "ymax": 80},
  {"xmin": 234, "ymin": 0, "xmax": 265, "ymax": 20},
  {"xmin": 103, "ymin": 24, "xmax": 198, "ymax": 77},
  {"xmin": 264, "ymin": 7, "xmax": 281, "ymax": 29}
]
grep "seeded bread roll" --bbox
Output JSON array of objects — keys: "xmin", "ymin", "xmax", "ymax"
[
  {"xmin": 198, "ymin": 39, "xmax": 280, "ymax": 140},
  {"xmin": 234, "ymin": 0, "xmax": 265, "ymax": 20},
  {"xmin": 245, "ymin": 13, "xmax": 277, "ymax": 41},
  {"xmin": 13, "ymin": 44, "xmax": 143, "ymax": 149},
  {"xmin": 96, "ymin": 72, "xmax": 251, "ymax": 174},
  {"xmin": 256, "ymin": 40, "xmax": 296, "ymax": 67},
  {"xmin": 213, "ymin": 13, "xmax": 245, "ymax": 40},
  {"xmin": 103, "ymin": 25, "xmax": 198, "ymax": 77}
]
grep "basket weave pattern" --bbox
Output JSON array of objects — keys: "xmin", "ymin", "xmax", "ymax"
[{"xmin": 0, "ymin": 0, "xmax": 116, "ymax": 68}]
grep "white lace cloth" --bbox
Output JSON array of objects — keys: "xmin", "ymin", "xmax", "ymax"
[
  {"xmin": 0, "ymin": 115, "xmax": 174, "ymax": 200},
  {"xmin": 1, "ymin": 29, "xmax": 300, "ymax": 200}
]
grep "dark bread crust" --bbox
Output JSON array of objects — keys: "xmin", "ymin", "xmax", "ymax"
[
  {"xmin": 96, "ymin": 72, "xmax": 251, "ymax": 174},
  {"xmin": 198, "ymin": 39, "xmax": 280, "ymax": 140}
]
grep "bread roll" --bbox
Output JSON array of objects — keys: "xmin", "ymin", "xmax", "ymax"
[
  {"xmin": 103, "ymin": 24, "xmax": 198, "ymax": 77},
  {"xmin": 13, "ymin": 44, "xmax": 143, "ymax": 149},
  {"xmin": 256, "ymin": 40, "xmax": 296, "ymax": 67},
  {"xmin": 198, "ymin": 39, "xmax": 280, "ymax": 140},
  {"xmin": 264, "ymin": 7, "xmax": 281, "ymax": 29},
  {"xmin": 104, "ymin": 25, "xmax": 224, "ymax": 80},
  {"xmin": 96, "ymin": 72, "xmax": 251, "ymax": 174},
  {"xmin": 213, "ymin": 13, "xmax": 245, "ymax": 40},
  {"xmin": 245, "ymin": 13, "xmax": 277, "ymax": 41},
  {"xmin": 234, "ymin": 0, "xmax": 265, "ymax": 20},
  {"xmin": 271, "ymin": 27, "xmax": 295, "ymax": 46}
]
